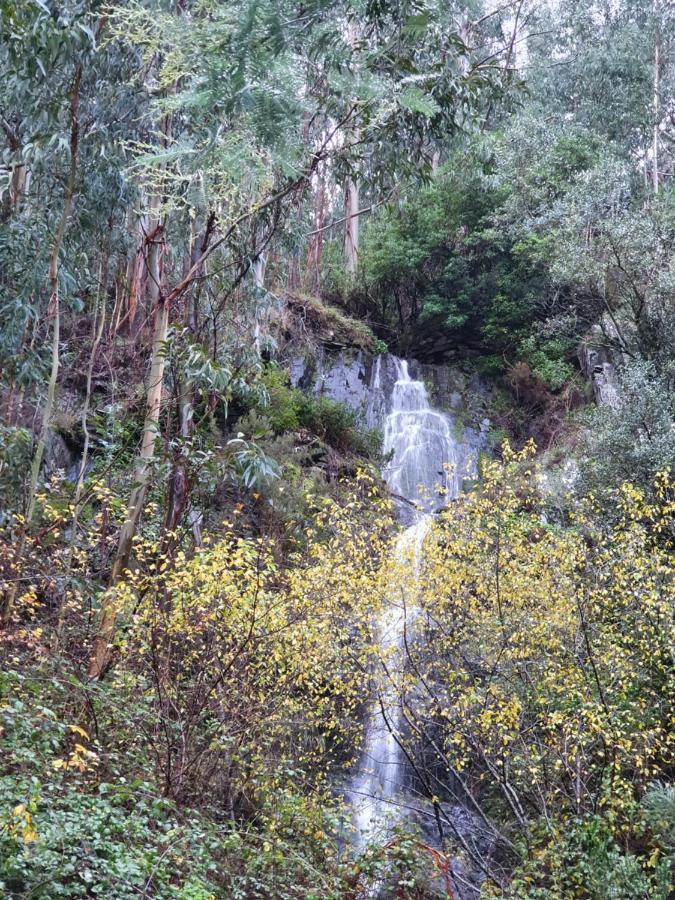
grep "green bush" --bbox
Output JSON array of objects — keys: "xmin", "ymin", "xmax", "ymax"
[
  {"xmin": 298, "ymin": 395, "xmax": 381, "ymax": 459},
  {"xmin": 0, "ymin": 775, "xmax": 223, "ymax": 899},
  {"xmin": 0, "ymin": 669, "xmax": 351, "ymax": 900},
  {"xmin": 258, "ymin": 364, "xmax": 301, "ymax": 433},
  {"xmin": 518, "ymin": 333, "xmax": 577, "ymax": 391},
  {"xmin": 579, "ymin": 360, "xmax": 675, "ymax": 497},
  {"xmin": 248, "ymin": 364, "xmax": 382, "ymax": 459},
  {"xmin": 510, "ymin": 815, "xmax": 671, "ymax": 899}
]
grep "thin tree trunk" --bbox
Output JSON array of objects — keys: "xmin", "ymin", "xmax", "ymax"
[
  {"xmin": 252, "ymin": 237, "xmax": 267, "ymax": 352},
  {"xmin": 344, "ymin": 177, "xmax": 360, "ymax": 276},
  {"xmin": 27, "ymin": 64, "xmax": 81, "ymax": 525},
  {"xmin": 0, "ymin": 63, "xmax": 82, "ymax": 626},
  {"xmin": 305, "ymin": 165, "xmax": 327, "ymax": 294},
  {"xmin": 1, "ymin": 64, "xmax": 81, "ymax": 627},
  {"xmin": 111, "ymin": 207, "xmax": 146, "ymax": 336},
  {"xmin": 87, "ymin": 222, "xmax": 167, "ymax": 678},
  {"xmin": 652, "ymin": 5, "xmax": 660, "ymax": 193},
  {"xmin": 57, "ymin": 251, "xmax": 108, "ymax": 642},
  {"xmin": 0, "ymin": 114, "xmax": 28, "ymax": 218},
  {"xmin": 10, "ymin": 163, "xmax": 28, "ymax": 212}
]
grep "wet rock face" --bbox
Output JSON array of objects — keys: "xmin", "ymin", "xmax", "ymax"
[
  {"xmin": 578, "ymin": 328, "xmax": 620, "ymax": 408},
  {"xmin": 289, "ymin": 350, "xmax": 490, "ymax": 442},
  {"xmin": 42, "ymin": 430, "xmax": 78, "ymax": 479},
  {"xmin": 289, "ymin": 349, "xmax": 491, "ymax": 508},
  {"xmin": 289, "ymin": 349, "xmax": 373, "ymax": 416}
]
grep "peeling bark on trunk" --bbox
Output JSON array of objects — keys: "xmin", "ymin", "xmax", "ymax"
[
  {"xmin": 252, "ymin": 241, "xmax": 267, "ymax": 352},
  {"xmin": 344, "ymin": 177, "xmax": 360, "ymax": 276},
  {"xmin": 0, "ymin": 114, "xmax": 29, "ymax": 218},
  {"xmin": 88, "ymin": 208, "xmax": 215, "ymax": 676},
  {"xmin": 87, "ymin": 252, "xmax": 168, "ymax": 678}
]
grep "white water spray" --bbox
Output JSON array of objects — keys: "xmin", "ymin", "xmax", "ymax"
[{"xmin": 350, "ymin": 356, "xmax": 464, "ymax": 845}]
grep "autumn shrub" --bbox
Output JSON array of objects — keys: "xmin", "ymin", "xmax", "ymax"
[
  {"xmin": 0, "ymin": 478, "xmax": 395, "ymax": 898},
  {"xmin": 393, "ymin": 445, "xmax": 675, "ymax": 895}
]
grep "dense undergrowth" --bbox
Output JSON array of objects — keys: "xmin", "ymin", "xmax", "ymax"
[
  {"xmin": 412, "ymin": 446, "xmax": 675, "ymax": 896},
  {"xmin": 1, "ymin": 471, "xmax": 393, "ymax": 899},
  {"xmin": 2, "ymin": 447, "xmax": 673, "ymax": 898}
]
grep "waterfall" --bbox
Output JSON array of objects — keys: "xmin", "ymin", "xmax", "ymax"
[
  {"xmin": 382, "ymin": 357, "xmax": 462, "ymax": 510},
  {"xmin": 350, "ymin": 355, "xmax": 464, "ymax": 845}
]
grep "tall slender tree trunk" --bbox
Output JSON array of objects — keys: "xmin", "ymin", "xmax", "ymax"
[
  {"xmin": 305, "ymin": 165, "xmax": 327, "ymax": 294},
  {"xmin": 10, "ymin": 163, "xmax": 28, "ymax": 213},
  {"xmin": 57, "ymin": 250, "xmax": 108, "ymax": 642},
  {"xmin": 111, "ymin": 207, "xmax": 147, "ymax": 336},
  {"xmin": 344, "ymin": 177, "xmax": 360, "ymax": 276},
  {"xmin": 652, "ymin": 3, "xmax": 661, "ymax": 193},
  {"xmin": 287, "ymin": 203, "xmax": 303, "ymax": 290},
  {"xmin": 163, "ymin": 212, "xmax": 211, "ymax": 554},
  {"xmin": 252, "ymin": 236, "xmax": 267, "ymax": 352},
  {"xmin": 87, "ymin": 221, "xmax": 167, "ymax": 678},
  {"xmin": 26, "ymin": 64, "xmax": 81, "ymax": 526},
  {"xmin": 1, "ymin": 64, "xmax": 81, "ymax": 628}
]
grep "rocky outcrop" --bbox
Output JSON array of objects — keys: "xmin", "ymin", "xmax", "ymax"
[
  {"xmin": 578, "ymin": 326, "xmax": 620, "ymax": 408},
  {"xmin": 289, "ymin": 349, "xmax": 373, "ymax": 417},
  {"xmin": 288, "ymin": 349, "xmax": 491, "ymax": 481}
]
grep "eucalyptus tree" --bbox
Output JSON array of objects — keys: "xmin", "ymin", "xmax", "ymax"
[
  {"xmin": 328, "ymin": 0, "xmax": 524, "ymax": 273},
  {"xmin": 84, "ymin": 0, "xmax": 513, "ymax": 676},
  {"xmin": 526, "ymin": 0, "xmax": 675, "ymax": 186},
  {"xmin": 0, "ymin": 1, "xmax": 142, "ymax": 624},
  {"xmin": 0, "ymin": 0, "xmax": 512, "ymax": 658}
]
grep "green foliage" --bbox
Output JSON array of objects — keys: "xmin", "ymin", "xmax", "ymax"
[
  {"xmin": 643, "ymin": 783, "xmax": 675, "ymax": 859},
  {"xmin": 349, "ymin": 132, "xmax": 602, "ymax": 379},
  {"xmin": 510, "ymin": 815, "xmax": 672, "ymax": 899},
  {"xmin": 0, "ymin": 775, "xmax": 218, "ymax": 899},
  {"xmin": 0, "ymin": 425, "xmax": 32, "ymax": 514},
  {"xmin": 517, "ymin": 334, "xmax": 576, "ymax": 391},
  {"xmin": 258, "ymin": 364, "xmax": 301, "ymax": 433},
  {"xmin": 297, "ymin": 396, "xmax": 381, "ymax": 459},
  {"xmin": 248, "ymin": 364, "xmax": 382, "ymax": 460},
  {"xmin": 2, "ymin": 0, "xmax": 675, "ymax": 896},
  {"xmin": 0, "ymin": 673, "xmax": 348, "ymax": 900},
  {"xmin": 579, "ymin": 360, "xmax": 675, "ymax": 497}
]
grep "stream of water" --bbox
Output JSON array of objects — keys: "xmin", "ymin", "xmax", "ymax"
[{"xmin": 349, "ymin": 356, "xmax": 464, "ymax": 846}]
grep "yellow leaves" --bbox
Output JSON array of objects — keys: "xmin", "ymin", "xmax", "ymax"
[
  {"xmin": 106, "ymin": 481, "xmax": 393, "ymax": 785},
  {"xmin": 647, "ymin": 847, "xmax": 661, "ymax": 868},
  {"xmin": 53, "ymin": 729, "xmax": 98, "ymax": 773},
  {"xmin": 410, "ymin": 455, "xmax": 674, "ymax": 841},
  {"xmin": 68, "ymin": 724, "xmax": 89, "ymax": 739},
  {"xmin": 6, "ymin": 802, "xmax": 39, "ymax": 845}
]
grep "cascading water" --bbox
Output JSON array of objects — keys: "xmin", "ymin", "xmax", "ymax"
[
  {"xmin": 350, "ymin": 356, "xmax": 466, "ymax": 845},
  {"xmin": 381, "ymin": 358, "xmax": 462, "ymax": 510}
]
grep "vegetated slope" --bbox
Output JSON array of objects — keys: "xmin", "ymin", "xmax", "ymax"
[{"xmin": 1, "ymin": 0, "xmax": 674, "ymax": 897}]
